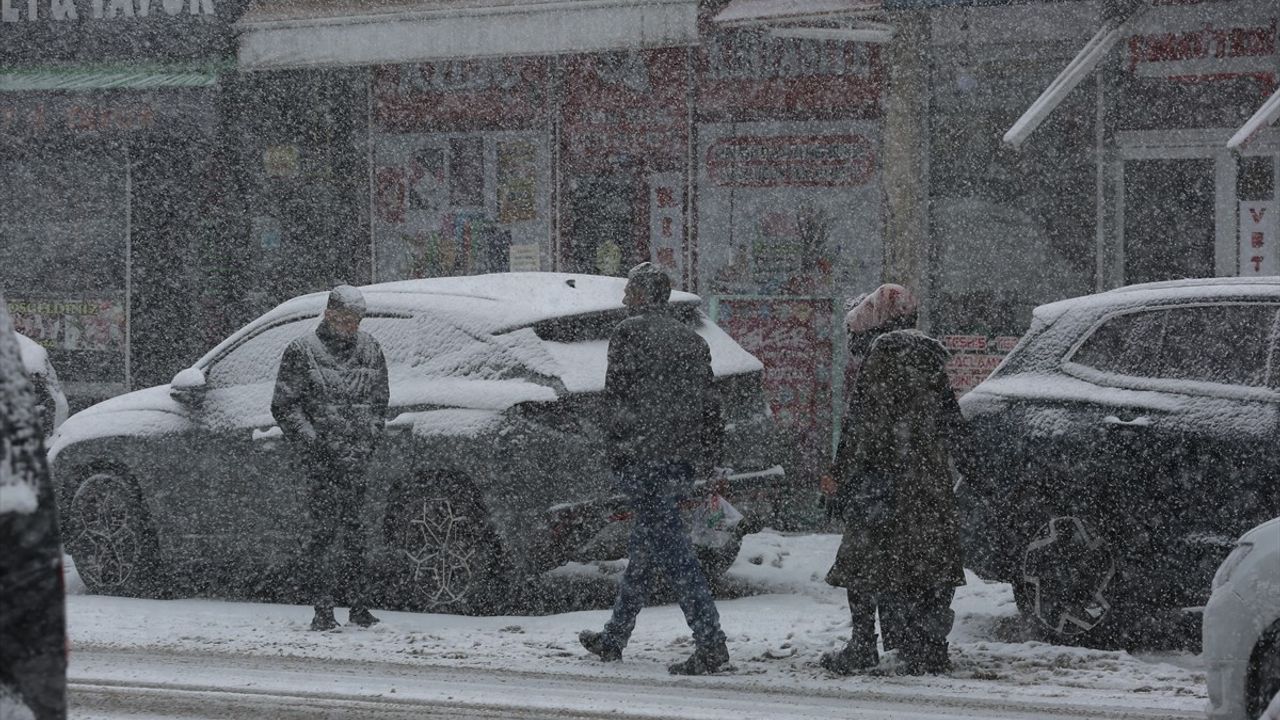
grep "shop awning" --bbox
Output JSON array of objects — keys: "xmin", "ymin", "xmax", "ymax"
[
  {"xmin": 713, "ymin": 0, "xmax": 882, "ymax": 26},
  {"xmin": 0, "ymin": 63, "xmax": 229, "ymax": 92},
  {"xmin": 1228, "ymin": 86, "xmax": 1280, "ymax": 151},
  {"xmin": 1003, "ymin": 1, "xmax": 1150, "ymax": 148},
  {"xmin": 237, "ymin": 0, "xmax": 700, "ymax": 71}
]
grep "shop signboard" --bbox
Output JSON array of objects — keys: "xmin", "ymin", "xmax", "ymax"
[
  {"xmin": 0, "ymin": 0, "xmax": 249, "ymax": 64},
  {"xmin": 1239, "ymin": 200, "xmax": 1279, "ymax": 276},
  {"xmin": 372, "ymin": 58, "xmax": 549, "ymax": 132},
  {"xmin": 1126, "ymin": 15, "xmax": 1276, "ymax": 80},
  {"xmin": 942, "ymin": 333, "xmax": 1020, "ymax": 394},
  {"xmin": 8, "ymin": 295, "xmax": 127, "ymax": 390},
  {"xmin": 711, "ymin": 296, "xmax": 835, "ymax": 478},
  {"xmin": 561, "ymin": 49, "xmax": 688, "ymax": 173},
  {"xmin": 697, "ymin": 28, "xmax": 882, "ymax": 121}
]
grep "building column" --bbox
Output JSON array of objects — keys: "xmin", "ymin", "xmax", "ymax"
[{"xmin": 880, "ymin": 11, "xmax": 932, "ymax": 324}]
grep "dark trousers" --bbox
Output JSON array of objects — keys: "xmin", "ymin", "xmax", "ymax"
[
  {"xmin": 601, "ymin": 462, "xmax": 726, "ymax": 652},
  {"xmin": 301, "ymin": 454, "xmax": 372, "ymax": 610},
  {"xmin": 847, "ymin": 585, "xmax": 955, "ymax": 666}
]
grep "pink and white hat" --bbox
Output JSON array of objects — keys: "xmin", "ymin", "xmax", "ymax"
[{"xmin": 844, "ymin": 283, "xmax": 919, "ymax": 334}]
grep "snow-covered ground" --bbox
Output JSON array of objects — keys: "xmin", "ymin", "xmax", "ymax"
[{"xmin": 65, "ymin": 532, "xmax": 1206, "ymax": 718}]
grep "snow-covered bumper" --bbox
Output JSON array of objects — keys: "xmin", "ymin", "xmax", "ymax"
[{"xmin": 1204, "ymin": 584, "xmax": 1254, "ymax": 720}]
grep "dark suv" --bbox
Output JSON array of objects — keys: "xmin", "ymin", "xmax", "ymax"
[{"xmin": 960, "ymin": 278, "xmax": 1280, "ymax": 646}]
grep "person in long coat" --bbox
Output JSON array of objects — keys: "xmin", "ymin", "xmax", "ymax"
[{"xmin": 822, "ymin": 329, "xmax": 970, "ymax": 675}]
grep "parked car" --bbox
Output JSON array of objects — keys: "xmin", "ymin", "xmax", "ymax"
[
  {"xmin": 49, "ymin": 273, "xmax": 788, "ymax": 611},
  {"xmin": 0, "ymin": 297, "xmax": 67, "ymax": 720},
  {"xmin": 1204, "ymin": 516, "xmax": 1280, "ymax": 720},
  {"xmin": 959, "ymin": 277, "xmax": 1280, "ymax": 646},
  {"xmin": 15, "ymin": 332, "xmax": 67, "ymax": 439}
]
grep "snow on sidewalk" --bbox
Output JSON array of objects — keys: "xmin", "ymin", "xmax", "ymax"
[{"xmin": 65, "ymin": 532, "xmax": 1205, "ymax": 716}]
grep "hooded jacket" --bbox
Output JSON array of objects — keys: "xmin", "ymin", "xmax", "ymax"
[
  {"xmin": 826, "ymin": 330, "xmax": 970, "ymax": 590},
  {"xmin": 271, "ymin": 321, "xmax": 390, "ymax": 463}
]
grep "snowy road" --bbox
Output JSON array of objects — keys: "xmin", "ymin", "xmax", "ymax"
[
  {"xmin": 70, "ymin": 649, "xmax": 1199, "ymax": 720},
  {"xmin": 63, "ymin": 532, "xmax": 1207, "ymax": 719}
]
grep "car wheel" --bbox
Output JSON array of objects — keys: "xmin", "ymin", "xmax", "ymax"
[
  {"xmin": 1249, "ymin": 623, "xmax": 1280, "ymax": 719},
  {"xmin": 65, "ymin": 471, "xmax": 162, "ymax": 597},
  {"xmin": 382, "ymin": 472, "xmax": 508, "ymax": 614},
  {"xmin": 1015, "ymin": 513, "xmax": 1122, "ymax": 645}
]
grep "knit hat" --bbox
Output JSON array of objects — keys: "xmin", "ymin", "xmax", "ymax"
[
  {"xmin": 844, "ymin": 283, "xmax": 918, "ymax": 334},
  {"xmin": 624, "ymin": 262, "xmax": 672, "ymax": 306},
  {"xmin": 327, "ymin": 285, "xmax": 367, "ymax": 316}
]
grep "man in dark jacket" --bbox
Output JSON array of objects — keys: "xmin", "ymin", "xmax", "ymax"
[
  {"xmin": 822, "ymin": 329, "xmax": 970, "ymax": 676},
  {"xmin": 272, "ymin": 285, "xmax": 390, "ymax": 631},
  {"xmin": 579, "ymin": 262, "xmax": 730, "ymax": 676}
]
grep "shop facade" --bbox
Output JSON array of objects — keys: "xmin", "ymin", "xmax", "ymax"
[
  {"xmin": 918, "ymin": 0, "xmax": 1280, "ymax": 392},
  {"xmin": 236, "ymin": 0, "xmax": 890, "ymax": 479},
  {"xmin": 0, "ymin": 0, "xmax": 250, "ymax": 404}
]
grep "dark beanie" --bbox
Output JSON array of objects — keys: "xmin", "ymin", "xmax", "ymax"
[{"xmin": 625, "ymin": 262, "xmax": 671, "ymax": 306}]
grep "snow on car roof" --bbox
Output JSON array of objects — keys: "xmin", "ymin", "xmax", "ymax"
[
  {"xmin": 1034, "ymin": 276, "xmax": 1280, "ymax": 324},
  {"xmin": 252, "ymin": 273, "xmax": 696, "ymax": 329},
  {"xmin": 198, "ymin": 273, "xmax": 701, "ymax": 370}
]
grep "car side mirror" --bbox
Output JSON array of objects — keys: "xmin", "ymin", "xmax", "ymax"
[{"xmin": 170, "ymin": 367, "xmax": 207, "ymax": 407}]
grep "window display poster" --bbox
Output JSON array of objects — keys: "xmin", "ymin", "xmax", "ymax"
[
  {"xmin": 714, "ymin": 297, "xmax": 835, "ymax": 478},
  {"xmin": 648, "ymin": 172, "xmax": 684, "ymax": 285},
  {"xmin": 698, "ymin": 120, "xmax": 882, "ymax": 300},
  {"xmin": 449, "ymin": 137, "xmax": 484, "ymax": 207},
  {"xmin": 1239, "ymin": 200, "xmax": 1278, "ymax": 276},
  {"xmin": 498, "ymin": 140, "xmax": 538, "ymax": 224},
  {"xmin": 372, "ymin": 132, "xmax": 549, "ymax": 281},
  {"xmin": 9, "ymin": 296, "xmax": 125, "ymax": 354}
]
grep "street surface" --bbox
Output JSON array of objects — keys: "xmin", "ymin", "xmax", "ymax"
[{"xmin": 70, "ymin": 649, "xmax": 1200, "ymax": 720}]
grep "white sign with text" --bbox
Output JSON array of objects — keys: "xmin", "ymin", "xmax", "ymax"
[{"xmin": 1240, "ymin": 200, "xmax": 1279, "ymax": 276}]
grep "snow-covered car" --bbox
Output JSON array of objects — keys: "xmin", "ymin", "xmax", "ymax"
[
  {"xmin": 49, "ymin": 273, "xmax": 787, "ymax": 611},
  {"xmin": 0, "ymin": 297, "xmax": 67, "ymax": 719},
  {"xmin": 1204, "ymin": 517, "xmax": 1280, "ymax": 720},
  {"xmin": 959, "ymin": 277, "xmax": 1280, "ymax": 646},
  {"xmin": 15, "ymin": 332, "xmax": 68, "ymax": 439}
]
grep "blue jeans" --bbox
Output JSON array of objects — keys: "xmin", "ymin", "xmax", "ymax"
[{"xmin": 602, "ymin": 462, "xmax": 726, "ymax": 651}]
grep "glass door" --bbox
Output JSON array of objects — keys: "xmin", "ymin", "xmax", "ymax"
[{"xmin": 1122, "ymin": 158, "xmax": 1216, "ymax": 285}]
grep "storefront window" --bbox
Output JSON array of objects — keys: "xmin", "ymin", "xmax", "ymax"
[
  {"xmin": 371, "ymin": 59, "xmax": 552, "ymax": 281},
  {"xmin": 929, "ymin": 7, "xmax": 1097, "ymax": 392}
]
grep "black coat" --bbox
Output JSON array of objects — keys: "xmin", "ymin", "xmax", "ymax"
[
  {"xmin": 271, "ymin": 321, "xmax": 390, "ymax": 464},
  {"xmin": 605, "ymin": 307, "xmax": 723, "ymax": 479},
  {"xmin": 826, "ymin": 330, "xmax": 970, "ymax": 591}
]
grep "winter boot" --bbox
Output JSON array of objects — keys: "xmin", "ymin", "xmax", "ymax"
[
  {"xmin": 667, "ymin": 641, "xmax": 730, "ymax": 676},
  {"xmin": 820, "ymin": 642, "xmax": 879, "ymax": 675},
  {"xmin": 348, "ymin": 607, "xmax": 381, "ymax": 628},
  {"xmin": 578, "ymin": 630, "xmax": 622, "ymax": 662},
  {"xmin": 310, "ymin": 606, "xmax": 340, "ymax": 631}
]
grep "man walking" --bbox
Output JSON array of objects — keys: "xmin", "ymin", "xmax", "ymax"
[
  {"xmin": 272, "ymin": 285, "xmax": 389, "ymax": 631},
  {"xmin": 579, "ymin": 262, "xmax": 730, "ymax": 676}
]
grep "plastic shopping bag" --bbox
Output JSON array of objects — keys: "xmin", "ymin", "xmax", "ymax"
[{"xmin": 689, "ymin": 494, "xmax": 744, "ymax": 549}]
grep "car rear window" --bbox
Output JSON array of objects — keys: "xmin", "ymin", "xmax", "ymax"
[
  {"xmin": 531, "ymin": 303, "xmax": 701, "ymax": 343},
  {"xmin": 1070, "ymin": 303, "xmax": 1279, "ymax": 388},
  {"xmin": 1158, "ymin": 305, "xmax": 1276, "ymax": 387}
]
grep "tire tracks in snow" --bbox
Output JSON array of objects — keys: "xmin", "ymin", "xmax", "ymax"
[{"xmin": 68, "ymin": 647, "xmax": 1200, "ymax": 720}]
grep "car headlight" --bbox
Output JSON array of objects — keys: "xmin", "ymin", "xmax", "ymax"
[{"xmin": 1213, "ymin": 542, "xmax": 1254, "ymax": 590}]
